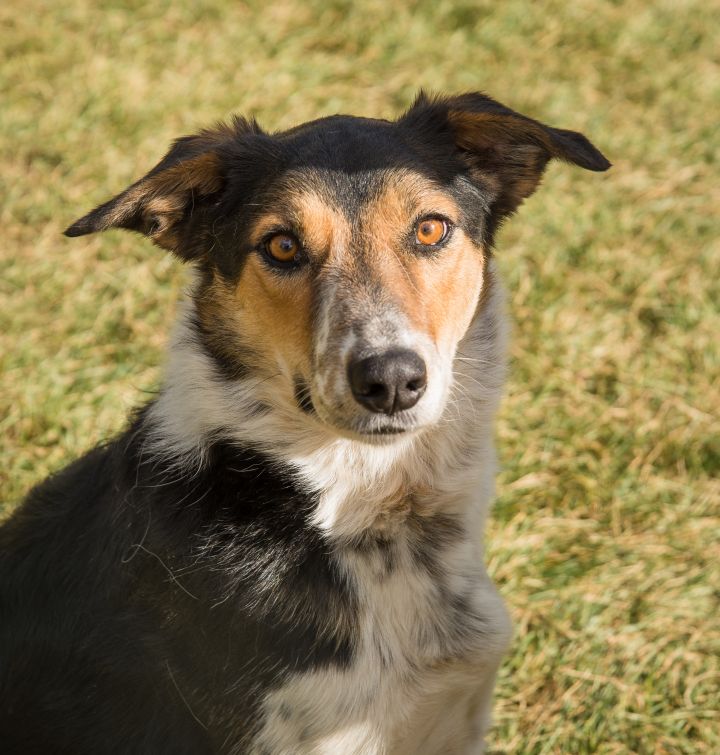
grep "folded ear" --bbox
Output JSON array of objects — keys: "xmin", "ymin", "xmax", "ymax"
[
  {"xmin": 64, "ymin": 118, "xmax": 260, "ymax": 259},
  {"xmin": 401, "ymin": 91, "xmax": 610, "ymax": 232}
]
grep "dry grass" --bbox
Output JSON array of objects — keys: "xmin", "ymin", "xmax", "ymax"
[{"xmin": 1, "ymin": 1, "xmax": 718, "ymax": 751}]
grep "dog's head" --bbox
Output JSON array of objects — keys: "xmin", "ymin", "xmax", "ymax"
[{"xmin": 67, "ymin": 93, "xmax": 609, "ymax": 443}]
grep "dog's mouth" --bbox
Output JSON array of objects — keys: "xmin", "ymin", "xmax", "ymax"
[
  {"xmin": 369, "ymin": 426, "xmax": 408, "ymax": 436},
  {"xmin": 334, "ymin": 420, "xmax": 420, "ymax": 444},
  {"xmin": 346, "ymin": 418, "xmax": 418, "ymax": 441}
]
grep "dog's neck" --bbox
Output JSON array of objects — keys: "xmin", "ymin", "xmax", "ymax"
[{"xmin": 145, "ymin": 262, "xmax": 507, "ymax": 543}]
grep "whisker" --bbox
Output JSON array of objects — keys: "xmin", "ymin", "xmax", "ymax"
[
  {"xmin": 454, "ymin": 355, "xmax": 503, "ymax": 367},
  {"xmin": 453, "ymin": 370, "xmax": 490, "ymax": 392}
]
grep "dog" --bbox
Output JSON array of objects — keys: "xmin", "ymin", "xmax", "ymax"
[{"xmin": 0, "ymin": 92, "xmax": 609, "ymax": 754}]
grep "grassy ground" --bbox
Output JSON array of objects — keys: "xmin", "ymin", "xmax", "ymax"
[{"xmin": 1, "ymin": 0, "xmax": 718, "ymax": 751}]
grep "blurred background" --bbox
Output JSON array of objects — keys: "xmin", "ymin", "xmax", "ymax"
[{"xmin": 1, "ymin": 1, "xmax": 718, "ymax": 751}]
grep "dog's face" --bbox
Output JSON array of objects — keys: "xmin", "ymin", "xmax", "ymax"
[
  {"xmin": 67, "ymin": 93, "xmax": 609, "ymax": 441},
  {"xmin": 206, "ymin": 157, "xmax": 486, "ymax": 439}
]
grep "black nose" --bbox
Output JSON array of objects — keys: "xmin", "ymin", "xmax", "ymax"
[{"xmin": 347, "ymin": 349, "xmax": 427, "ymax": 415}]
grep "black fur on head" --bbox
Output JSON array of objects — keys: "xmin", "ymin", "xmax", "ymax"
[{"xmin": 65, "ymin": 91, "xmax": 610, "ymax": 258}]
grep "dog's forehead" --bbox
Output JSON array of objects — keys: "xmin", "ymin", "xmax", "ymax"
[
  {"xmin": 276, "ymin": 115, "xmax": 464, "ymax": 188},
  {"xmin": 254, "ymin": 115, "xmax": 466, "ymax": 215},
  {"xmin": 278, "ymin": 115, "xmax": 418, "ymax": 172}
]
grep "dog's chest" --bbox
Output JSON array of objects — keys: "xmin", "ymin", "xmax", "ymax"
[{"xmin": 251, "ymin": 518, "xmax": 510, "ymax": 754}]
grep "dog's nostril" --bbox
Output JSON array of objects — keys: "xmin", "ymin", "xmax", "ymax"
[
  {"xmin": 364, "ymin": 383, "xmax": 386, "ymax": 398},
  {"xmin": 347, "ymin": 349, "xmax": 427, "ymax": 415}
]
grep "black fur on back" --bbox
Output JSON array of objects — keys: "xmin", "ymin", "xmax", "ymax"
[{"xmin": 0, "ymin": 408, "xmax": 354, "ymax": 754}]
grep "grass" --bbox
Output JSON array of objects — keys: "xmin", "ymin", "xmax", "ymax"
[{"xmin": 1, "ymin": 0, "xmax": 718, "ymax": 751}]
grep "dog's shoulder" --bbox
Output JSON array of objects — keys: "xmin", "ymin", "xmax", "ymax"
[{"xmin": 0, "ymin": 412, "xmax": 356, "ymax": 752}]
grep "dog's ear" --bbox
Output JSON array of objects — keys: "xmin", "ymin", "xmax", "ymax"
[
  {"xmin": 400, "ymin": 91, "xmax": 610, "ymax": 232},
  {"xmin": 64, "ymin": 118, "xmax": 261, "ymax": 260}
]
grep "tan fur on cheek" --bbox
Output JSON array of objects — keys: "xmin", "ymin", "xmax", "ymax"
[
  {"xmin": 418, "ymin": 240, "xmax": 486, "ymax": 354},
  {"xmin": 193, "ymin": 257, "xmax": 315, "ymax": 381},
  {"xmin": 359, "ymin": 175, "xmax": 469, "ymax": 336},
  {"xmin": 231, "ymin": 257, "xmax": 315, "ymax": 375}
]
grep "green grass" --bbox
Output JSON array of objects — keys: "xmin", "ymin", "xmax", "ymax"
[{"xmin": 1, "ymin": 0, "xmax": 718, "ymax": 751}]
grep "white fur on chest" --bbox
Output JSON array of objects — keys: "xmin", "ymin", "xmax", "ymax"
[{"xmin": 251, "ymin": 502, "xmax": 511, "ymax": 755}]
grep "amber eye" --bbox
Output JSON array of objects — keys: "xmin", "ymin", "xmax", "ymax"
[
  {"xmin": 415, "ymin": 217, "xmax": 449, "ymax": 246},
  {"xmin": 265, "ymin": 233, "xmax": 301, "ymax": 264}
]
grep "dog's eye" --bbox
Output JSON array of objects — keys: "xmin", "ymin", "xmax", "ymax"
[
  {"xmin": 264, "ymin": 233, "xmax": 302, "ymax": 265},
  {"xmin": 415, "ymin": 217, "xmax": 449, "ymax": 246}
]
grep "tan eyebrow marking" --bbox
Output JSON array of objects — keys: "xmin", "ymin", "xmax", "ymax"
[
  {"xmin": 293, "ymin": 191, "xmax": 350, "ymax": 255},
  {"xmin": 249, "ymin": 214, "xmax": 291, "ymax": 246},
  {"xmin": 249, "ymin": 190, "xmax": 350, "ymax": 259}
]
